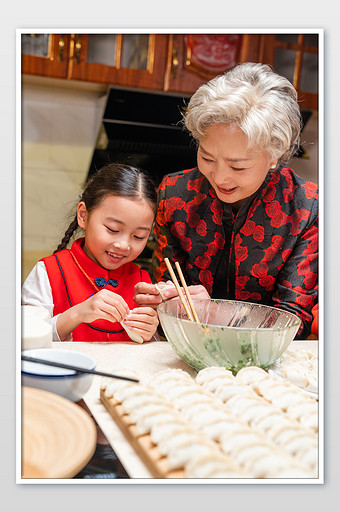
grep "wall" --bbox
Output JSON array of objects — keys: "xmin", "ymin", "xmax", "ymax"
[{"xmin": 21, "ymin": 77, "xmax": 108, "ymax": 281}]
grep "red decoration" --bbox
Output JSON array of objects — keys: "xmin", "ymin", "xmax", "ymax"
[{"xmin": 186, "ymin": 34, "xmax": 243, "ymax": 72}]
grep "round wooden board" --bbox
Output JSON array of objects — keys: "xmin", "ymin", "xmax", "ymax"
[{"xmin": 21, "ymin": 386, "xmax": 97, "ymax": 479}]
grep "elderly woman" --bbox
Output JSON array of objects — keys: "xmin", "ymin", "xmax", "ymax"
[{"xmin": 135, "ymin": 62, "xmax": 318, "ymax": 339}]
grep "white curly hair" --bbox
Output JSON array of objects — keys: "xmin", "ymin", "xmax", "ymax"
[{"xmin": 184, "ymin": 62, "xmax": 302, "ymax": 165}]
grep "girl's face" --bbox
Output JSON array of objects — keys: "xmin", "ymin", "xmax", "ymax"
[
  {"xmin": 77, "ymin": 195, "xmax": 154, "ymax": 270},
  {"xmin": 197, "ymin": 124, "xmax": 277, "ymax": 208}
]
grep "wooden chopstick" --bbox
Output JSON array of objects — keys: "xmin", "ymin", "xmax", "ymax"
[
  {"xmin": 164, "ymin": 257, "xmax": 200, "ymax": 322},
  {"xmin": 21, "ymin": 355, "xmax": 140, "ymax": 382},
  {"xmin": 164, "ymin": 258, "xmax": 194, "ymax": 321},
  {"xmin": 174, "ymin": 261, "xmax": 200, "ymax": 323}
]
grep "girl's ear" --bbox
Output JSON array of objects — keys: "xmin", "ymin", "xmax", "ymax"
[{"xmin": 77, "ymin": 202, "xmax": 88, "ymax": 229}]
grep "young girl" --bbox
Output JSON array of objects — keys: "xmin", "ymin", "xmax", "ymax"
[{"xmin": 22, "ymin": 163, "xmax": 159, "ymax": 342}]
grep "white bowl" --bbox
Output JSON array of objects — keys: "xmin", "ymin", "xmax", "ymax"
[{"xmin": 21, "ymin": 348, "xmax": 96, "ymax": 402}]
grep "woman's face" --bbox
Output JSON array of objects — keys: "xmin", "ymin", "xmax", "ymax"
[
  {"xmin": 77, "ymin": 195, "xmax": 154, "ymax": 270},
  {"xmin": 197, "ymin": 124, "xmax": 277, "ymax": 207}
]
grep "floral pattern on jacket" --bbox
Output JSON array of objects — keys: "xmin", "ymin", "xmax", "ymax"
[{"xmin": 152, "ymin": 166, "xmax": 318, "ymax": 339}]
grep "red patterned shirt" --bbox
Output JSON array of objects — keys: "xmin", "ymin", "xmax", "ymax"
[{"xmin": 152, "ymin": 166, "xmax": 318, "ymax": 339}]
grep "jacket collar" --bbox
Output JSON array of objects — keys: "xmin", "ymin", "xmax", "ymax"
[{"xmin": 70, "ymin": 238, "xmax": 124, "ymax": 279}]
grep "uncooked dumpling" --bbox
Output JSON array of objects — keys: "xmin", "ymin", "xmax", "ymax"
[{"xmin": 121, "ymin": 319, "xmax": 144, "ymax": 343}]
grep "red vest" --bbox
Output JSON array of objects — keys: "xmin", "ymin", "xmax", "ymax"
[{"xmin": 42, "ymin": 238, "xmax": 151, "ymax": 342}]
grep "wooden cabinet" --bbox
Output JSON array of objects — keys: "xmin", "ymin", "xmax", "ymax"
[
  {"xmin": 21, "ymin": 32, "xmax": 319, "ymax": 110},
  {"xmin": 68, "ymin": 34, "xmax": 169, "ymax": 90},
  {"xmin": 21, "ymin": 34, "xmax": 72, "ymax": 79},
  {"xmin": 260, "ymin": 34, "xmax": 319, "ymax": 110},
  {"xmin": 164, "ymin": 33, "xmax": 318, "ymax": 110},
  {"xmin": 21, "ymin": 33, "xmax": 168, "ymax": 90},
  {"xmin": 164, "ymin": 33, "xmax": 257, "ymax": 93}
]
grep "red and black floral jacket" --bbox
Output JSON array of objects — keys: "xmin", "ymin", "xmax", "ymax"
[{"xmin": 152, "ymin": 166, "xmax": 318, "ymax": 339}]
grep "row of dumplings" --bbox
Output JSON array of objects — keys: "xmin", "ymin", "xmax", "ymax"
[
  {"xmin": 101, "ymin": 369, "xmax": 244, "ymax": 478},
  {"xmin": 279, "ymin": 349, "xmax": 318, "ymax": 394},
  {"xmin": 145, "ymin": 368, "xmax": 317, "ymax": 478},
  {"xmin": 195, "ymin": 366, "xmax": 318, "ymax": 472},
  {"xmin": 238, "ymin": 366, "xmax": 318, "ymax": 432}
]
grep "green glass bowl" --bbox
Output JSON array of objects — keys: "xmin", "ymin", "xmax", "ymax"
[{"xmin": 157, "ymin": 298, "xmax": 301, "ymax": 373}]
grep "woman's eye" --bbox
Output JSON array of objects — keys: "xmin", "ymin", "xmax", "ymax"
[
  {"xmin": 231, "ymin": 167, "xmax": 246, "ymax": 171},
  {"xmin": 134, "ymin": 235, "xmax": 145, "ymax": 241},
  {"xmin": 106, "ymin": 227, "xmax": 118, "ymax": 233}
]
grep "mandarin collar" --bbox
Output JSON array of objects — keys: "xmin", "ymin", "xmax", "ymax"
[{"xmin": 70, "ymin": 238, "xmax": 124, "ymax": 278}]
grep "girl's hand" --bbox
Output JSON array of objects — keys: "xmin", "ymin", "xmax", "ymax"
[
  {"xmin": 56, "ymin": 289, "xmax": 130, "ymax": 340},
  {"xmin": 77, "ymin": 289, "xmax": 130, "ymax": 324},
  {"xmin": 122, "ymin": 306, "xmax": 159, "ymax": 341}
]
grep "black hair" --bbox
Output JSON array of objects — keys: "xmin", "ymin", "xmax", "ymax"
[{"xmin": 54, "ymin": 163, "xmax": 157, "ymax": 253}]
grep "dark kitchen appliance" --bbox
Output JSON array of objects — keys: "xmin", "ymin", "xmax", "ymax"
[{"xmin": 87, "ymin": 88, "xmax": 197, "ymax": 187}]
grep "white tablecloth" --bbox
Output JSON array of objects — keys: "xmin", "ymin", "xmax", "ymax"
[{"xmin": 54, "ymin": 340, "xmax": 318, "ymax": 479}]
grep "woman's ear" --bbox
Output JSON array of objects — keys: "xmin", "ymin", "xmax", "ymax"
[{"xmin": 77, "ymin": 202, "xmax": 88, "ymax": 229}]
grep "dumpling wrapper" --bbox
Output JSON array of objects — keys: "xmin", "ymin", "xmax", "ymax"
[
  {"xmin": 150, "ymin": 422, "xmax": 190, "ymax": 446},
  {"xmin": 155, "ymin": 281, "xmax": 176, "ymax": 300},
  {"xmin": 185, "ymin": 453, "xmax": 241, "ymax": 478},
  {"xmin": 167, "ymin": 442, "xmax": 217, "ymax": 470},
  {"xmin": 201, "ymin": 419, "xmax": 240, "ymax": 440},
  {"xmin": 248, "ymin": 452, "xmax": 291, "ymax": 478},
  {"xmin": 114, "ymin": 384, "xmax": 150, "ymax": 403},
  {"xmin": 134, "ymin": 411, "xmax": 181, "ymax": 436},
  {"xmin": 196, "ymin": 366, "xmax": 235, "ymax": 385},
  {"xmin": 158, "ymin": 431, "xmax": 208, "ymax": 457},
  {"xmin": 121, "ymin": 320, "xmax": 144, "ymax": 343}
]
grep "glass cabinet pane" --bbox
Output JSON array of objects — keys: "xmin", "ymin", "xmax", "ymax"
[
  {"xmin": 273, "ymin": 47, "xmax": 297, "ymax": 84},
  {"xmin": 21, "ymin": 34, "xmax": 50, "ymax": 57},
  {"xmin": 303, "ymin": 34, "xmax": 319, "ymax": 47},
  {"xmin": 276, "ymin": 34, "xmax": 299, "ymax": 44},
  {"xmin": 87, "ymin": 34, "xmax": 117, "ymax": 66},
  {"xmin": 301, "ymin": 52, "xmax": 318, "ymax": 93},
  {"xmin": 121, "ymin": 34, "xmax": 149, "ymax": 70}
]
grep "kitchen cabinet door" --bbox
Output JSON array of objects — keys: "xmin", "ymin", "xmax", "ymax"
[
  {"xmin": 164, "ymin": 33, "xmax": 319, "ymax": 112},
  {"xmin": 164, "ymin": 33, "xmax": 246, "ymax": 94},
  {"xmin": 260, "ymin": 33, "xmax": 319, "ymax": 111},
  {"xmin": 21, "ymin": 34, "xmax": 71, "ymax": 79},
  {"xmin": 68, "ymin": 33, "xmax": 169, "ymax": 90}
]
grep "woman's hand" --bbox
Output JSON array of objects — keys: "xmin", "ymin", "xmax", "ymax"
[
  {"xmin": 185, "ymin": 285, "xmax": 210, "ymax": 300},
  {"xmin": 56, "ymin": 289, "xmax": 130, "ymax": 340},
  {"xmin": 134, "ymin": 281, "xmax": 210, "ymax": 309},
  {"xmin": 122, "ymin": 306, "xmax": 159, "ymax": 341}
]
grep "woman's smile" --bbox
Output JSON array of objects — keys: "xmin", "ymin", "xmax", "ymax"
[
  {"xmin": 216, "ymin": 185, "xmax": 238, "ymax": 195},
  {"xmin": 197, "ymin": 124, "xmax": 277, "ymax": 206}
]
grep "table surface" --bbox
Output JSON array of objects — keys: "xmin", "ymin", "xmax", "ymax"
[{"xmin": 54, "ymin": 340, "xmax": 318, "ymax": 479}]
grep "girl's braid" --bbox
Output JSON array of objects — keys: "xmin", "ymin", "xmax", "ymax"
[{"xmin": 53, "ymin": 215, "xmax": 79, "ymax": 254}]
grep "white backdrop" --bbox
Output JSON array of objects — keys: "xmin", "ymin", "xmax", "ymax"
[{"xmin": 2, "ymin": 2, "xmax": 338, "ymax": 511}]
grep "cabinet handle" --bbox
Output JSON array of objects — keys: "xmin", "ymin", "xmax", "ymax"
[
  {"xmin": 58, "ymin": 36, "xmax": 65, "ymax": 62},
  {"xmin": 171, "ymin": 47, "xmax": 179, "ymax": 78},
  {"xmin": 186, "ymin": 45, "xmax": 192, "ymax": 67},
  {"xmin": 74, "ymin": 35, "xmax": 82, "ymax": 64}
]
